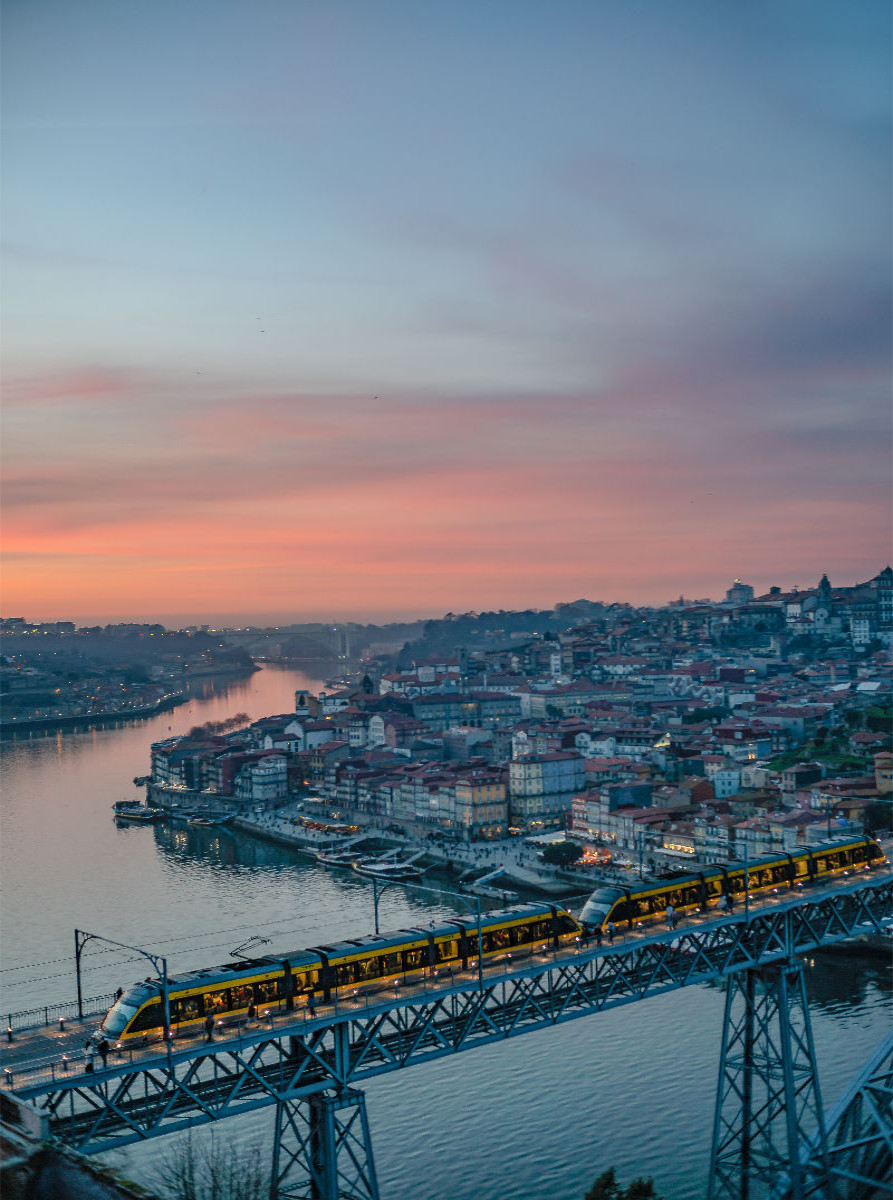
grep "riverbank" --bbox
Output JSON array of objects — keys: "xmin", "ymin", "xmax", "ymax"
[
  {"xmin": 1, "ymin": 667, "xmax": 262, "ymax": 738},
  {"xmin": 227, "ymin": 802, "xmax": 596, "ymax": 900},
  {"xmin": 0, "ymin": 692, "xmax": 186, "ymax": 736}
]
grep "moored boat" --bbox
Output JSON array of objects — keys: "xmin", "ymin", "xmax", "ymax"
[
  {"xmin": 316, "ymin": 849, "xmax": 365, "ymax": 869},
  {"xmin": 113, "ymin": 801, "xmax": 163, "ymax": 823},
  {"xmin": 352, "ymin": 858, "xmax": 424, "ymax": 882}
]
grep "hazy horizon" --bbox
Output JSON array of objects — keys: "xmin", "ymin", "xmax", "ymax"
[{"xmin": 6, "ymin": 562, "xmax": 891, "ymax": 631}]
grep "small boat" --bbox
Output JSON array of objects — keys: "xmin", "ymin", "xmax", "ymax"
[
  {"xmin": 353, "ymin": 858, "xmax": 424, "ymax": 883},
  {"xmin": 316, "ymin": 849, "xmax": 364, "ymax": 869},
  {"xmin": 113, "ymin": 801, "xmax": 163, "ymax": 823},
  {"xmin": 188, "ymin": 814, "xmax": 234, "ymax": 827}
]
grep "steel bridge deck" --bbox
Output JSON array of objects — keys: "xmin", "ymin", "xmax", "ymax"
[{"xmin": 3, "ymin": 873, "xmax": 889, "ymax": 1155}]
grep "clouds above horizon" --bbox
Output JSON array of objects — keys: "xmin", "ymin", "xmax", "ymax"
[{"xmin": 2, "ymin": 0, "xmax": 890, "ymax": 622}]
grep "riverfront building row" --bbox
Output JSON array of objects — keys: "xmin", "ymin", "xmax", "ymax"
[{"xmin": 145, "ymin": 569, "xmax": 892, "ymax": 867}]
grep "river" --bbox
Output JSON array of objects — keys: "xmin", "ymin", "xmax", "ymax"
[{"xmin": 1, "ymin": 664, "xmax": 889, "ymax": 1199}]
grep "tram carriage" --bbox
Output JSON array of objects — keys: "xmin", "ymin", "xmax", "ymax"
[
  {"xmin": 100, "ymin": 836, "xmax": 884, "ymax": 1045},
  {"xmin": 579, "ymin": 835, "xmax": 885, "ymax": 930},
  {"xmin": 100, "ymin": 903, "xmax": 583, "ymax": 1044}
]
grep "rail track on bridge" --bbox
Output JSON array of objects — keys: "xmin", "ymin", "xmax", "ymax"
[{"xmin": 3, "ymin": 871, "xmax": 889, "ymax": 1157}]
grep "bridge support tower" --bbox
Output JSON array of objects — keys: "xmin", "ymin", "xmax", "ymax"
[
  {"xmin": 270, "ymin": 1086, "xmax": 379, "ymax": 1200},
  {"xmin": 708, "ymin": 961, "xmax": 829, "ymax": 1200}
]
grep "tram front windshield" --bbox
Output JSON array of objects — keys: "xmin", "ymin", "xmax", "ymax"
[
  {"xmin": 579, "ymin": 887, "xmax": 623, "ymax": 928},
  {"xmin": 102, "ymin": 984, "xmax": 154, "ymax": 1036}
]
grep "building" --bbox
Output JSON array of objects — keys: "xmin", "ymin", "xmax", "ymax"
[
  {"xmin": 508, "ymin": 751, "xmax": 585, "ymax": 829},
  {"xmin": 726, "ymin": 580, "xmax": 755, "ymax": 606},
  {"xmin": 454, "ymin": 773, "xmax": 508, "ymax": 841}
]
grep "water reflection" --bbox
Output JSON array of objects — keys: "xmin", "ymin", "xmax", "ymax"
[
  {"xmin": 805, "ymin": 948, "xmax": 892, "ymax": 1013},
  {"xmin": 154, "ymin": 822, "xmax": 311, "ymax": 870}
]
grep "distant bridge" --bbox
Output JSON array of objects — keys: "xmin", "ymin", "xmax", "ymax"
[
  {"xmin": 223, "ymin": 625, "xmax": 355, "ymax": 662},
  {"xmin": 2, "ymin": 872, "xmax": 890, "ymax": 1198}
]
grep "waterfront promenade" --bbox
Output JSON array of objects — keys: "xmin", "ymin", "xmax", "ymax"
[{"xmin": 229, "ymin": 800, "xmax": 592, "ymax": 897}]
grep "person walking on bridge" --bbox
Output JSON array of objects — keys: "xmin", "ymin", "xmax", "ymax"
[{"xmin": 95, "ymin": 1036, "xmax": 110, "ymax": 1070}]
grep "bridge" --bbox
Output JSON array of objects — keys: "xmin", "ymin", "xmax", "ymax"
[
  {"xmin": 2, "ymin": 872, "xmax": 891, "ymax": 1199},
  {"xmin": 222, "ymin": 625, "xmax": 355, "ymax": 662}
]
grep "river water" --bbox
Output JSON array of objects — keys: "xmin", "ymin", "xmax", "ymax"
[{"xmin": 1, "ymin": 665, "xmax": 889, "ymax": 1199}]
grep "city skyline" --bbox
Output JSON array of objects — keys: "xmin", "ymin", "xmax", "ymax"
[
  {"xmin": 4, "ymin": 564, "xmax": 891, "ymax": 632},
  {"xmin": 3, "ymin": 1, "xmax": 891, "ymax": 626}
]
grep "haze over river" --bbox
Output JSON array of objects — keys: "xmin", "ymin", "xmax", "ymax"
[{"xmin": 1, "ymin": 665, "xmax": 889, "ymax": 1199}]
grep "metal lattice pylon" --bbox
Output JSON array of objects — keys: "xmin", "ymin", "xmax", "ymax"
[
  {"xmin": 708, "ymin": 962, "xmax": 829, "ymax": 1200},
  {"xmin": 270, "ymin": 1087, "xmax": 379, "ymax": 1200},
  {"xmin": 790, "ymin": 1032, "xmax": 893, "ymax": 1200}
]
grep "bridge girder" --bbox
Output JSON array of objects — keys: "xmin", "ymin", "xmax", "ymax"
[{"xmin": 5, "ymin": 876, "xmax": 888, "ymax": 1158}]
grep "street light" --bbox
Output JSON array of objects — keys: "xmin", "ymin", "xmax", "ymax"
[
  {"xmin": 369, "ymin": 876, "xmax": 484, "ymax": 993},
  {"xmin": 74, "ymin": 929, "xmax": 172, "ymax": 1059}
]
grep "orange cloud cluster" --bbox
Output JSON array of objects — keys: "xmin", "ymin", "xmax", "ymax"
[{"xmin": 3, "ymin": 366, "xmax": 889, "ymax": 624}]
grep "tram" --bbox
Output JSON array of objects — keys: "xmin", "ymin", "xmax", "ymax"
[
  {"xmin": 579, "ymin": 834, "xmax": 885, "ymax": 930},
  {"xmin": 99, "ymin": 902, "xmax": 583, "ymax": 1044}
]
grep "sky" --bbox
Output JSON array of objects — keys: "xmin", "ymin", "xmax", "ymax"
[{"xmin": 2, "ymin": 1, "xmax": 891, "ymax": 626}]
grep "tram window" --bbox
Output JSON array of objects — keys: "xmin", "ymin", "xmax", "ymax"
[
  {"xmin": 231, "ymin": 986, "xmax": 253, "ymax": 1009},
  {"xmin": 378, "ymin": 953, "xmax": 400, "ymax": 976},
  {"xmin": 404, "ymin": 948, "xmax": 426, "ymax": 970},
  {"xmin": 489, "ymin": 928, "xmax": 511, "ymax": 950},
  {"xmin": 332, "ymin": 963, "xmax": 355, "ymax": 986},
  {"xmin": 255, "ymin": 981, "xmax": 279, "ymax": 1004},
  {"xmin": 130, "ymin": 1004, "xmax": 163, "ymax": 1032},
  {"xmin": 174, "ymin": 997, "xmax": 200, "ymax": 1023},
  {"xmin": 205, "ymin": 989, "xmax": 230, "ymax": 1013},
  {"xmin": 434, "ymin": 940, "xmax": 457, "ymax": 962},
  {"xmin": 356, "ymin": 957, "xmax": 382, "ymax": 981},
  {"xmin": 554, "ymin": 915, "xmax": 579, "ymax": 935}
]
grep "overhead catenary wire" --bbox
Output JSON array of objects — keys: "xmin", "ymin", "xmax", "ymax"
[{"xmin": 2, "ymin": 898, "xmax": 462, "ymax": 995}]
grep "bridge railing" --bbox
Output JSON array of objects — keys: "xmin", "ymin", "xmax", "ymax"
[{"xmin": 6, "ymin": 993, "xmax": 116, "ymax": 1033}]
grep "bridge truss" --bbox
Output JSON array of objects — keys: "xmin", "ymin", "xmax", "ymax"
[
  {"xmin": 770, "ymin": 1031, "xmax": 893, "ymax": 1200},
  {"xmin": 4, "ymin": 875, "xmax": 891, "ymax": 1199}
]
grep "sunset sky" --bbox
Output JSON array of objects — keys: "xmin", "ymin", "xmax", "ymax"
[{"xmin": 3, "ymin": 1, "xmax": 890, "ymax": 626}]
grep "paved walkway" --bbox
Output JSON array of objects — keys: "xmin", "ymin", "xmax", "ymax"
[{"xmin": 231, "ymin": 803, "xmax": 610, "ymax": 897}]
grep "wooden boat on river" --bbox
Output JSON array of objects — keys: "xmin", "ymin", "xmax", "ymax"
[
  {"xmin": 352, "ymin": 856, "xmax": 425, "ymax": 883},
  {"xmin": 113, "ymin": 801, "xmax": 164, "ymax": 823}
]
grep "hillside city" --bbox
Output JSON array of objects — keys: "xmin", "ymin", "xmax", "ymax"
[{"xmin": 115, "ymin": 568, "xmax": 893, "ymax": 871}]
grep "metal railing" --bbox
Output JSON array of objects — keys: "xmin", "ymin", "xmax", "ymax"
[{"xmin": 6, "ymin": 992, "xmax": 116, "ymax": 1033}]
